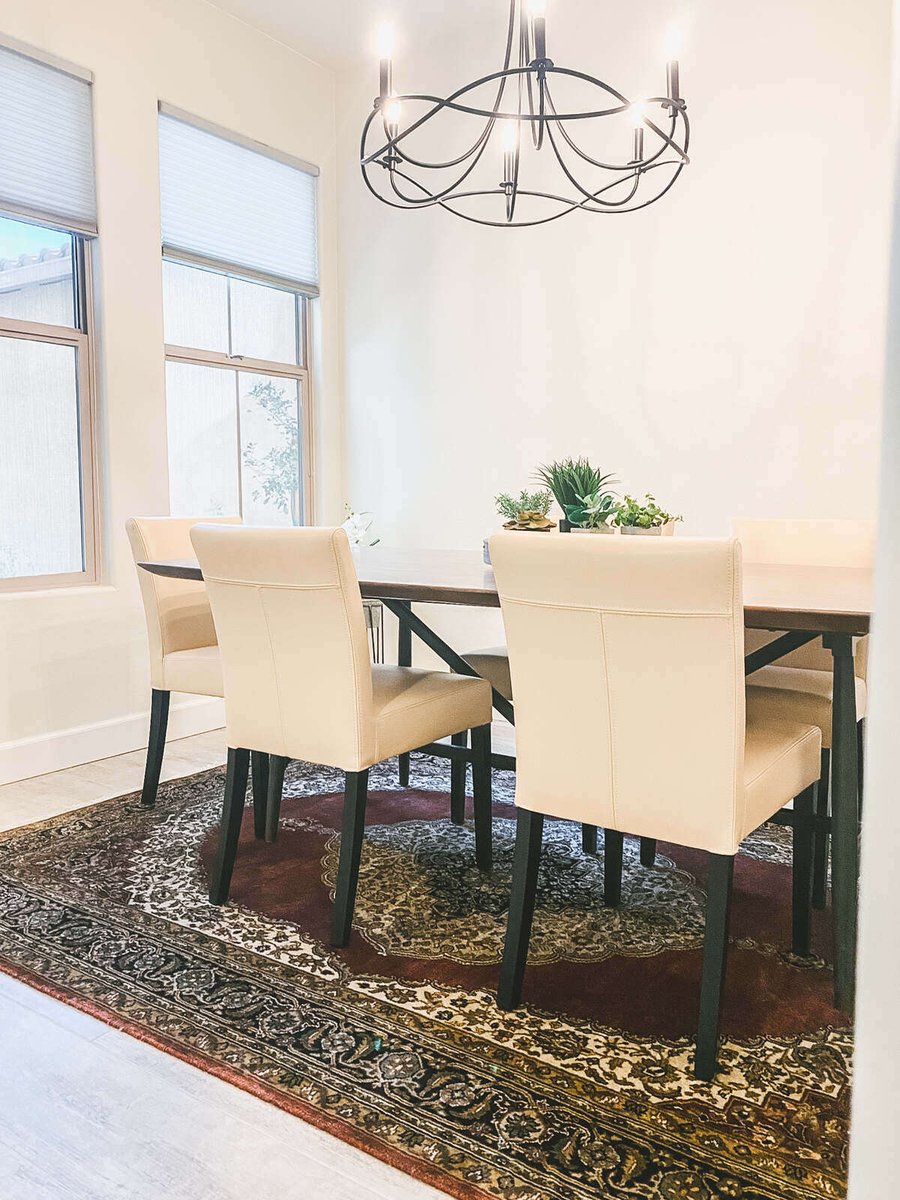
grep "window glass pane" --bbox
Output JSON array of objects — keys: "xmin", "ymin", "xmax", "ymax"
[
  {"xmin": 166, "ymin": 361, "xmax": 239, "ymax": 517},
  {"xmin": 162, "ymin": 260, "xmax": 228, "ymax": 353},
  {"xmin": 238, "ymin": 373, "xmax": 303, "ymax": 525},
  {"xmin": 230, "ymin": 277, "xmax": 298, "ymax": 365},
  {"xmin": 0, "ymin": 215, "xmax": 75, "ymax": 328},
  {"xmin": 0, "ymin": 336, "xmax": 83, "ymax": 579}
]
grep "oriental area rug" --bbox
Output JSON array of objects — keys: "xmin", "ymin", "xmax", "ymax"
[{"xmin": 0, "ymin": 757, "xmax": 850, "ymax": 1200}]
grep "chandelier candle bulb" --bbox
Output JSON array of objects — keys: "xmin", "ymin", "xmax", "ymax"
[
  {"xmin": 377, "ymin": 23, "xmax": 394, "ymax": 100},
  {"xmin": 500, "ymin": 120, "xmax": 518, "ymax": 186},
  {"xmin": 528, "ymin": 0, "xmax": 547, "ymax": 59},
  {"xmin": 667, "ymin": 59, "xmax": 681, "ymax": 107},
  {"xmin": 630, "ymin": 102, "xmax": 645, "ymax": 163}
]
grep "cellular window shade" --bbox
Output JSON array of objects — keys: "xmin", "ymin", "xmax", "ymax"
[
  {"xmin": 158, "ymin": 112, "xmax": 319, "ymax": 293},
  {"xmin": 0, "ymin": 44, "xmax": 96, "ymax": 233}
]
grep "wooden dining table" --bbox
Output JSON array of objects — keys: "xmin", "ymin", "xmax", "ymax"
[{"xmin": 140, "ymin": 544, "xmax": 872, "ymax": 1013}]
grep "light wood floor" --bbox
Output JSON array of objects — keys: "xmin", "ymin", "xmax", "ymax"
[{"xmin": 0, "ymin": 730, "xmax": 445, "ymax": 1200}]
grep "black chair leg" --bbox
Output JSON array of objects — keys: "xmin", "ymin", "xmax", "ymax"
[
  {"xmin": 471, "ymin": 724, "xmax": 493, "ymax": 871},
  {"xmin": 398, "ymin": 602, "xmax": 412, "ymax": 786},
  {"xmin": 498, "ymin": 809, "xmax": 544, "ymax": 1010},
  {"xmin": 694, "ymin": 853, "xmax": 735, "ymax": 1081},
  {"xmin": 331, "ymin": 770, "xmax": 369, "ymax": 947},
  {"xmin": 812, "ymin": 747, "xmax": 830, "ymax": 910},
  {"xmin": 140, "ymin": 689, "xmax": 170, "ymax": 808},
  {"xmin": 581, "ymin": 825, "xmax": 598, "ymax": 855},
  {"xmin": 603, "ymin": 829, "xmax": 624, "ymax": 907},
  {"xmin": 450, "ymin": 731, "xmax": 467, "ymax": 825},
  {"xmin": 209, "ymin": 747, "xmax": 250, "ymax": 905},
  {"xmin": 250, "ymin": 752, "xmax": 269, "ymax": 840},
  {"xmin": 265, "ymin": 755, "xmax": 289, "ymax": 842},
  {"xmin": 857, "ymin": 718, "xmax": 865, "ymax": 819},
  {"xmin": 640, "ymin": 837, "xmax": 657, "ymax": 867},
  {"xmin": 399, "ymin": 753, "xmax": 411, "ymax": 788},
  {"xmin": 792, "ymin": 785, "xmax": 816, "ymax": 956}
]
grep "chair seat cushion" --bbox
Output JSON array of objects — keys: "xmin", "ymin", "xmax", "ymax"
[
  {"xmin": 741, "ymin": 714, "xmax": 822, "ymax": 839},
  {"xmin": 746, "ymin": 666, "xmax": 866, "ymax": 749},
  {"xmin": 463, "ymin": 647, "xmax": 513, "ymax": 701},
  {"xmin": 162, "ymin": 645, "xmax": 223, "ymax": 697},
  {"xmin": 372, "ymin": 666, "xmax": 492, "ymax": 764}
]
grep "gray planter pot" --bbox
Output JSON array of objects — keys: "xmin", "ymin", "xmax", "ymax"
[{"xmin": 570, "ymin": 526, "xmax": 616, "ymax": 535}]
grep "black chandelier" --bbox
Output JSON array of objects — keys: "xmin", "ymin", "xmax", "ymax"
[{"xmin": 360, "ymin": 0, "xmax": 690, "ymax": 228}]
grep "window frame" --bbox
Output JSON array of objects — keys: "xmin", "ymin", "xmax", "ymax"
[
  {"xmin": 163, "ymin": 255, "xmax": 315, "ymax": 525},
  {"xmin": 0, "ymin": 230, "xmax": 100, "ymax": 593}
]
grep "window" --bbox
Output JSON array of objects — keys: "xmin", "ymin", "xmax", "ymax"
[
  {"xmin": 0, "ymin": 42, "xmax": 98, "ymax": 590},
  {"xmin": 158, "ymin": 107, "xmax": 318, "ymax": 524}
]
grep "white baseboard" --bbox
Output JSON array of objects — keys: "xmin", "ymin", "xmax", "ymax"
[{"xmin": 0, "ymin": 696, "xmax": 226, "ymax": 786}]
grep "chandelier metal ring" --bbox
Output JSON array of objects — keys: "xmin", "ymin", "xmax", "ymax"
[{"xmin": 360, "ymin": 0, "xmax": 690, "ymax": 228}]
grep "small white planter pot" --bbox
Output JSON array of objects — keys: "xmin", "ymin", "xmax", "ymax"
[
  {"xmin": 619, "ymin": 521, "xmax": 677, "ymax": 537},
  {"xmin": 570, "ymin": 526, "xmax": 616, "ymax": 535}
]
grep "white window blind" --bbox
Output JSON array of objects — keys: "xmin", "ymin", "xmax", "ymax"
[
  {"xmin": 0, "ymin": 42, "xmax": 96, "ymax": 233},
  {"xmin": 158, "ymin": 109, "xmax": 319, "ymax": 294}
]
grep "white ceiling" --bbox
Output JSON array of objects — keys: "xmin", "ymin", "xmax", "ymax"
[{"xmin": 207, "ymin": 0, "xmax": 512, "ymax": 71}]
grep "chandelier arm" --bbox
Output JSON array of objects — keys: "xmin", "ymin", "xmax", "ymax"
[
  {"xmin": 377, "ymin": 157, "xmax": 667, "ymax": 218},
  {"xmin": 362, "ymin": 65, "xmax": 666, "ymax": 170},
  {"xmin": 363, "ymin": 64, "xmax": 639, "ymax": 169},
  {"xmin": 383, "ymin": 146, "xmax": 490, "ymax": 208},
  {"xmin": 544, "ymin": 82, "xmax": 678, "ymax": 173},
  {"xmin": 366, "ymin": 158, "xmax": 683, "ymax": 225},
  {"xmin": 386, "ymin": 0, "xmax": 520, "ymax": 174},
  {"xmin": 543, "ymin": 119, "xmax": 644, "ymax": 208}
]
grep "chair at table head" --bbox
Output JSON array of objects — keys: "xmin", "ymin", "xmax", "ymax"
[
  {"xmin": 489, "ymin": 531, "xmax": 747, "ymax": 856},
  {"xmin": 126, "ymin": 515, "xmax": 241, "ymax": 691},
  {"xmin": 735, "ymin": 519, "xmax": 874, "ymax": 677},
  {"xmin": 190, "ymin": 524, "xmax": 376, "ymax": 771}
]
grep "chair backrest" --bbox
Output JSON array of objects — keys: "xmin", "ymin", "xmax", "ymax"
[
  {"xmin": 735, "ymin": 519, "xmax": 874, "ymax": 676},
  {"xmin": 190, "ymin": 524, "xmax": 375, "ymax": 769},
  {"xmin": 490, "ymin": 531, "xmax": 746, "ymax": 854},
  {"xmin": 126, "ymin": 515, "xmax": 241, "ymax": 688}
]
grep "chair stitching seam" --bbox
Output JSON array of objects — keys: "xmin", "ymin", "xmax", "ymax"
[
  {"xmin": 258, "ymin": 586, "xmax": 289, "ymax": 757},
  {"xmin": 333, "ymin": 530, "xmax": 366, "ymax": 767},
  {"xmin": 378, "ymin": 682, "xmax": 491, "ymax": 723},
  {"xmin": 501, "ymin": 597, "xmax": 732, "ymax": 618},
  {"xmin": 202, "ymin": 578, "xmax": 339, "ymax": 591},
  {"xmin": 598, "ymin": 611, "xmax": 618, "ymax": 830},
  {"xmin": 744, "ymin": 726, "xmax": 820, "ymax": 789}
]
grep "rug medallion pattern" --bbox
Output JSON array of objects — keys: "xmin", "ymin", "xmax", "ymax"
[{"xmin": 0, "ymin": 757, "xmax": 850, "ymax": 1200}]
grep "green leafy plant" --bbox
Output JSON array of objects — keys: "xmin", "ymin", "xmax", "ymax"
[
  {"xmin": 564, "ymin": 489, "xmax": 617, "ymax": 529},
  {"xmin": 241, "ymin": 379, "xmax": 302, "ymax": 524},
  {"xmin": 613, "ymin": 493, "xmax": 682, "ymax": 529},
  {"xmin": 535, "ymin": 458, "xmax": 617, "ymax": 516},
  {"xmin": 495, "ymin": 489, "xmax": 553, "ymax": 521}
]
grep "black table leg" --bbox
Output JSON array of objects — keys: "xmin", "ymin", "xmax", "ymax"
[
  {"xmin": 824, "ymin": 633, "xmax": 859, "ymax": 1012},
  {"xmin": 397, "ymin": 600, "xmax": 412, "ymax": 786}
]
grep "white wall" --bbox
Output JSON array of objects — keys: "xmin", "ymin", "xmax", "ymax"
[
  {"xmin": 848, "ymin": 6, "xmax": 900, "ymax": 1188},
  {"xmin": 336, "ymin": 0, "xmax": 894, "ymax": 655},
  {"xmin": 0, "ymin": 0, "xmax": 343, "ymax": 782}
]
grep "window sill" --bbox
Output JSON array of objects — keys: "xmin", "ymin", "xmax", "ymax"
[{"xmin": 0, "ymin": 582, "xmax": 115, "ymax": 602}]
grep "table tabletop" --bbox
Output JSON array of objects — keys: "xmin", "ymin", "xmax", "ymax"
[{"xmin": 139, "ymin": 544, "xmax": 873, "ymax": 636}]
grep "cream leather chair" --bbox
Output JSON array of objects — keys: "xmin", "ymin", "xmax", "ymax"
[
  {"xmin": 190, "ymin": 524, "xmax": 494, "ymax": 945},
  {"xmin": 739, "ymin": 519, "xmax": 872, "ymax": 905},
  {"xmin": 489, "ymin": 531, "xmax": 821, "ymax": 1080},
  {"xmin": 454, "ymin": 646, "xmax": 634, "ymax": 860},
  {"xmin": 126, "ymin": 515, "xmax": 264, "ymax": 814}
]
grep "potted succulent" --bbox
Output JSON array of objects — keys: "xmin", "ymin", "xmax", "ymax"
[
  {"xmin": 565, "ymin": 489, "xmax": 617, "ymax": 533},
  {"xmin": 487, "ymin": 489, "xmax": 555, "ymax": 562},
  {"xmin": 535, "ymin": 458, "xmax": 617, "ymax": 532},
  {"xmin": 614, "ymin": 494, "xmax": 682, "ymax": 535}
]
